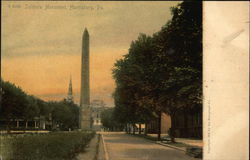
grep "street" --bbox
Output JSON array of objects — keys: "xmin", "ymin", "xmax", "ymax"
[{"xmin": 101, "ymin": 132, "xmax": 200, "ymax": 160}]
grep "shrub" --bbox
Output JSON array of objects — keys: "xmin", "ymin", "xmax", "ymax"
[{"xmin": 1, "ymin": 131, "xmax": 95, "ymax": 160}]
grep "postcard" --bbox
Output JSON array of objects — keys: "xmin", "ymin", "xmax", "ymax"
[{"xmin": 1, "ymin": 1, "xmax": 249, "ymax": 160}]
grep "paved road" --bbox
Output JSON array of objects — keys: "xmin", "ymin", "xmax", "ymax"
[{"xmin": 102, "ymin": 132, "xmax": 200, "ymax": 160}]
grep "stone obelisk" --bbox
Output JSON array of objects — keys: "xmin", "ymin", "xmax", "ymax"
[{"xmin": 80, "ymin": 28, "xmax": 91, "ymax": 130}]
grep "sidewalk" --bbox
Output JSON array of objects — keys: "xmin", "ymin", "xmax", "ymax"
[
  {"xmin": 175, "ymin": 138, "xmax": 203, "ymax": 147},
  {"xmin": 77, "ymin": 134, "xmax": 100, "ymax": 160},
  {"xmin": 147, "ymin": 134, "xmax": 203, "ymax": 147},
  {"xmin": 146, "ymin": 133, "xmax": 203, "ymax": 158}
]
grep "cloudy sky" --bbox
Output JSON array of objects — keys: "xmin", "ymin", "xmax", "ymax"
[{"xmin": 1, "ymin": 1, "xmax": 180, "ymax": 106}]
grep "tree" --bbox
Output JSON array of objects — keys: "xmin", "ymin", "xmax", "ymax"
[
  {"xmin": 1, "ymin": 80, "xmax": 29, "ymax": 131},
  {"xmin": 112, "ymin": 34, "xmax": 157, "ymax": 134},
  {"xmin": 112, "ymin": 1, "xmax": 202, "ymax": 141},
  {"xmin": 100, "ymin": 108, "xmax": 122, "ymax": 131},
  {"xmin": 23, "ymin": 95, "xmax": 40, "ymax": 122},
  {"xmin": 37, "ymin": 99, "xmax": 51, "ymax": 118},
  {"xmin": 49, "ymin": 100, "xmax": 79, "ymax": 131},
  {"xmin": 153, "ymin": 1, "xmax": 202, "ymax": 141},
  {"xmin": 0, "ymin": 79, "xmax": 80, "ymax": 131},
  {"xmin": 62, "ymin": 99, "xmax": 79, "ymax": 130}
]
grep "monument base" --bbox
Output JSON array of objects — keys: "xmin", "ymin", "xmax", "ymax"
[{"xmin": 80, "ymin": 107, "xmax": 92, "ymax": 130}]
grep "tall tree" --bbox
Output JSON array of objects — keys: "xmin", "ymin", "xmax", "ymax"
[
  {"xmin": 101, "ymin": 108, "xmax": 122, "ymax": 131},
  {"xmin": 112, "ymin": 1, "xmax": 202, "ymax": 141},
  {"xmin": 23, "ymin": 95, "xmax": 40, "ymax": 122},
  {"xmin": 113, "ymin": 34, "xmax": 157, "ymax": 133},
  {"xmin": 1, "ymin": 81, "xmax": 29, "ymax": 131},
  {"xmin": 153, "ymin": 1, "xmax": 202, "ymax": 141}
]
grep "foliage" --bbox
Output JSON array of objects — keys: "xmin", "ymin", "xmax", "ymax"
[
  {"xmin": 24, "ymin": 95, "xmax": 40, "ymax": 120},
  {"xmin": 0, "ymin": 80, "xmax": 79, "ymax": 131},
  {"xmin": 112, "ymin": 34, "xmax": 157, "ymax": 126},
  {"xmin": 1, "ymin": 80, "xmax": 29, "ymax": 121},
  {"xmin": 50, "ymin": 100, "xmax": 79, "ymax": 130},
  {"xmin": 153, "ymin": 1, "xmax": 202, "ymax": 114},
  {"xmin": 112, "ymin": 1, "xmax": 202, "ymax": 139},
  {"xmin": 100, "ymin": 108, "xmax": 123, "ymax": 131},
  {"xmin": 1, "ymin": 131, "xmax": 95, "ymax": 160}
]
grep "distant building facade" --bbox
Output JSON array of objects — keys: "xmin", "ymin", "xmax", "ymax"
[
  {"xmin": 147, "ymin": 106, "xmax": 202, "ymax": 139},
  {"xmin": 171, "ymin": 107, "xmax": 202, "ymax": 138},
  {"xmin": 147, "ymin": 112, "xmax": 171, "ymax": 135},
  {"xmin": 90, "ymin": 99, "xmax": 108, "ymax": 131},
  {"xmin": 0, "ymin": 115, "xmax": 52, "ymax": 131}
]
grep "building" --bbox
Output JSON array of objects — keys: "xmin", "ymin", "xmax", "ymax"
[
  {"xmin": 147, "ymin": 112, "xmax": 171, "ymax": 135},
  {"xmin": 0, "ymin": 115, "xmax": 51, "ymax": 131},
  {"xmin": 171, "ymin": 107, "xmax": 202, "ymax": 138},
  {"xmin": 90, "ymin": 100, "xmax": 108, "ymax": 131},
  {"xmin": 147, "ymin": 106, "xmax": 202, "ymax": 139},
  {"xmin": 91, "ymin": 107, "xmax": 103, "ymax": 131}
]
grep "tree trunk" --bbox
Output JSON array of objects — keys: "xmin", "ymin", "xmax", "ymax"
[
  {"xmin": 16, "ymin": 120, "xmax": 19, "ymax": 128},
  {"xmin": 170, "ymin": 113, "xmax": 176, "ymax": 143},
  {"xmin": 139, "ymin": 123, "xmax": 141, "ymax": 135},
  {"xmin": 144, "ymin": 123, "xmax": 148, "ymax": 135},
  {"xmin": 128, "ymin": 123, "xmax": 131, "ymax": 134},
  {"xmin": 7, "ymin": 119, "xmax": 11, "ymax": 134},
  {"xmin": 184, "ymin": 110, "xmax": 188, "ymax": 137},
  {"xmin": 157, "ymin": 111, "xmax": 161, "ymax": 141},
  {"xmin": 25, "ymin": 121, "xmax": 28, "ymax": 129},
  {"xmin": 132, "ymin": 124, "xmax": 135, "ymax": 135}
]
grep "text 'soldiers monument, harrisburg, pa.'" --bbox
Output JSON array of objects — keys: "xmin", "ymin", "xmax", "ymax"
[{"xmin": 79, "ymin": 28, "xmax": 92, "ymax": 130}]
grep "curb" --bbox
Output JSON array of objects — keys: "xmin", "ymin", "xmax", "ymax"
[
  {"xmin": 156, "ymin": 141, "xmax": 186, "ymax": 152},
  {"xmin": 94, "ymin": 134, "xmax": 100, "ymax": 160},
  {"xmin": 101, "ymin": 134, "xmax": 109, "ymax": 160}
]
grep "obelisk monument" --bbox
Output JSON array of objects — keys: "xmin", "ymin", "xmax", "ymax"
[{"xmin": 80, "ymin": 28, "xmax": 91, "ymax": 130}]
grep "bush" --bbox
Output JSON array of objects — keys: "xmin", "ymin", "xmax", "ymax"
[{"xmin": 1, "ymin": 131, "xmax": 95, "ymax": 160}]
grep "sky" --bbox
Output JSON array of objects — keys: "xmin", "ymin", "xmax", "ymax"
[{"xmin": 1, "ymin": 1, "xmax": 180, "ymax": 106}]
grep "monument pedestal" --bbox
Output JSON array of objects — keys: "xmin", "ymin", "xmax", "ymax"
[{"xmin": 81, "ymin": 107, "xmax": 92, "ymax": 130}]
